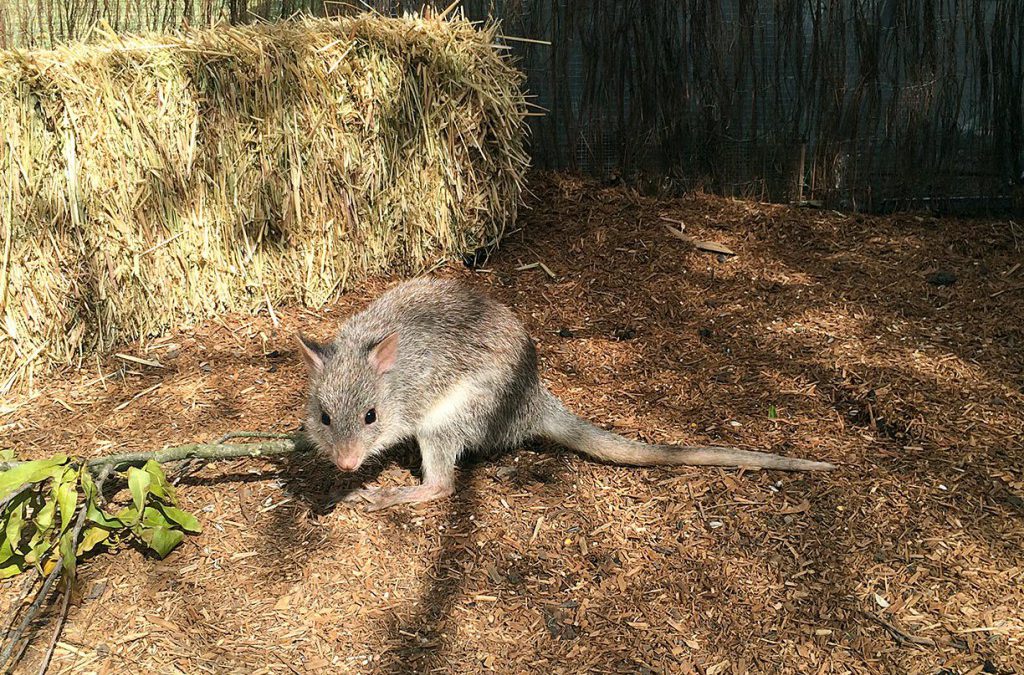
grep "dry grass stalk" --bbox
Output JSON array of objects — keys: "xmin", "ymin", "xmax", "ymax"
[{"xmin": 0, "ymin": 12, "xmax": 529, "ymax": 393}]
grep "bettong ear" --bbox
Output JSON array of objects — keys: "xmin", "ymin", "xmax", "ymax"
[
  {"xmin": 368, "ymin": 332, "xmax": 399, "ymax": 375},
  {"xmin": 295, "ymin": 332, "xmax": 330, "ymax": 373}
]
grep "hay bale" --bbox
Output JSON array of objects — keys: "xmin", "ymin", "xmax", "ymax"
[{"xmin": 0, "ymin": 14, "xmax": 528, "ymax": 392}]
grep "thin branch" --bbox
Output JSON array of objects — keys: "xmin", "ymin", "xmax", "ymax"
[
  {"xmin": 0, "ymin": 484, "xmax": 31, "ymax": 512},
  {"xmin": 214, "ymin": 431, "xmax": 296, "ymax": 444},
  {"xmin": 174, "ymin": 432, "xmax": 301, "ymax": 483},
  {"xmin": 32, "ymin": 555, "xmax": 71, "ymax": 675},
  {"xmin": 0, "ymin": 558, "xmax": 62, "ymax": 670},
  {"xmin": 0, "ymin": 435, "xmax": 310, "ymax": 473},
  {"xmin": 0, "ymin": 572, "xmax": 42, "ymax": 669}
]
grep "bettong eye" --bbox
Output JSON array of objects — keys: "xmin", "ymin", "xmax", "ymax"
[
  {"xmin": 364, "ymin": 408, "xmax": 377, "ymax": 425},
  {"xmin": 320, "ymin": 411, "xmax": 331, "ymax": 426}
]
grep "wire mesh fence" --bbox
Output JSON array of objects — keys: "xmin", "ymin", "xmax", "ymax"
[{"xmin": 2, "ymin": 0, "xmax": 1022, "ymax": 211}]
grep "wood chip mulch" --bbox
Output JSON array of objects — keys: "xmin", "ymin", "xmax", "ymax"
[{"xmin": 2, "ymin": 173, "xmax": 1022, "ymax": 674}]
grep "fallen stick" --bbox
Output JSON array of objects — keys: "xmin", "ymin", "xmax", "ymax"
[{"xmin": 0, "ymin": 433, "xmax": 307, "ymax": 473}]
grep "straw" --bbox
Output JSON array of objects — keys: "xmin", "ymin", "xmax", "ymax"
[{"xmin": 0, "ymin": 13, "xmax": 529, "ymax": 392}]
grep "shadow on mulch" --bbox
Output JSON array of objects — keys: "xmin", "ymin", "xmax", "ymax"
[{"xmin": 490, "ymin": 175, "xmax": 1022, "ymax": 670}]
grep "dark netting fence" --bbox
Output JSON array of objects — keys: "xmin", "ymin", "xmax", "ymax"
[{"xmin": 2, "ymin": 0, "xmax": 1022, "ymax": 211}]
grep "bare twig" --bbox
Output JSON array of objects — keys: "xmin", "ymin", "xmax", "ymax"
[
  {"xmin": 658, "ymin": 215, "xmax": 686, "ymax": 230},
  {"xmin": 173, "ymin": 432, "xmax": 300, "ymax": 483},
  {"xmin": 0, "ymin": 435, "xmax": 308, "ymax": 473},
  {"xmin": 32, "ymin": 558, "xmax": 72, "ymax": 675},
  {"xmin": 1, "ymin": 560, "xmax": 62, "ymax": 670},
  {"xmin": 0, "ymin": 483, "xmax": 31, "ymax": 512},
  {"xmin": 214, "ymin": 431, "xmax": 296, "ymax": 444},
  {"xmin": 0, "ymin": 573, "xmax": 42, "ymax": 668},
  {"xmin": 662, "ymin": 224, "xmax": 736, "ymax": 256}
]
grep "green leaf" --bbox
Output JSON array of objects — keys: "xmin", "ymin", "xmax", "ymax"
[
  {"xmin": 54, "ymin": 467, "xmax": 79, "ymax": 535},
  {"xmin": 0, "ymin": 535, "xmax": 14, "ymax": 565},
  {"xmin": 80, "ymin": 467, "xmax": 97, "ymax": 501},
  {"xmin": 141, "ymin": 460, "xmax": 175, "ymax": 501},
  {"xmin": 114, "ymin": 505, "xmax": 140, "ymax": 527},
  {"xmin": 0, "ymin": 456, "xmax": 67, "ymax": 499},
  {"xmin": 4, "ymin": 491, "xmax": 29, "ymax": 551},
  {"xmin": 76, "ymin": 526, "xmax": 111, "ymax": 556},
  {"xmin": 142, "ymin": 504, "xmax": 200, "ymax": 533},
  {"xmin": 768, "ymin": 404, "xmax": 778, "ymax": 419},
  {"xmin": 138, "ymin": 526, "xmax": 184, "ymax": 559},
  {"xmin": 0, "ymin": 449, "xmax": 14, "ymax": 461},
  {"xmin": 157, "ymin": 505, "xmax": 202, "ymax": 534},
  {"xmin": 59, "ymin": 527, "xmax": 77, "ymax": 582},
  {"xmin": 24, "ymin": 534, "xmax": 53, "ymax": 566},
  {"xmin": 50, "ymin": 468, "xmax": 80, "ymax": 582},
  {"xmin": 127, "ymin": 467, "xmax": 151, "ymax": 514},
  {"xmin": 0, "ymin": 557, "xmax": 25, "ymax": 579},
  {"xmin": 87, "ymin": 504, "xmax": 123, "ymax": 529},
  {"xmin": 81, "ymin": 469, "xmax": 122, "ymax": 529},
  {"xmin": 33, "ymin": 496, "xmax": 56, "ymax": 535},
  {"xmin": 141, "ymin": 505, "xmax": 170, "ymax": 529},
  {"xmin": 24, "ymin": 492, "xmax": 58, "ymax": 568}
]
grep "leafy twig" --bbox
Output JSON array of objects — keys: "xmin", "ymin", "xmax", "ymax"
[
  {"xmin": 36, "ymin": 467, "xmax": 111, "ymax": 675},
  {"xmin": 0, "ymin": 468, "xmax": 110, "ymax": 674},
  {"xmin": 0, "ymin": 435, "xmax": 310, "ymax": 673}
]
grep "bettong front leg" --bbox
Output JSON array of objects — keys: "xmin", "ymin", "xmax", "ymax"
[{"xmin": 345, "ymin": 435, "xmax": 457, "ymax": 511}]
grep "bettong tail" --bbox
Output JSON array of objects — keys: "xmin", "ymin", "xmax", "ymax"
[{"xmin": 536, "ymin": 390, "xmax": 835, "ymax": 471}]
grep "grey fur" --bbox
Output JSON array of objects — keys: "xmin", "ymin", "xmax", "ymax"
[{"xmin": 298, "ymin": 278, "xmax": 834, "ymax": 510}]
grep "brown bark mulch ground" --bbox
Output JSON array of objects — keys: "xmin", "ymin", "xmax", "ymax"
[{"xmin": 3, "ymin": 173, "xmax": 1022, "ymax": 674}]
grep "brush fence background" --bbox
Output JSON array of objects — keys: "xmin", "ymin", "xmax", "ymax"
[
  {"xmin": 0, "ymin": 15, "xmax": 527, "ymax": 391},
  {"xmin": 2, "ymin": 0, "xmax": 1022, "ymax": 212}
]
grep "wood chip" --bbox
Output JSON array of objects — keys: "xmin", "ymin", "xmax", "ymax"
[
  {"xmin": 777, "ymin": 499, "xmax": 811, "ymax": 515},
  {"xmin": 146, "ymin": 615, "xmax": 182, "ymax": 633},
  {"xmin": 663, "ymin": 224, "xmax": 736, "ymax": 255},
  {"xmin": 529, "ymin": 515, "xmax": 544, "ymax": 543}
]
